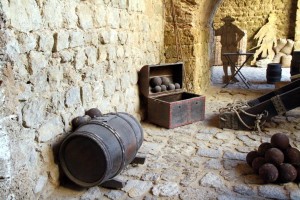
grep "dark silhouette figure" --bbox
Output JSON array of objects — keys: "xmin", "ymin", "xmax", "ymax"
[{"xmin": 215, "ymin": 16, "xmax": 245, "ymax": 82}]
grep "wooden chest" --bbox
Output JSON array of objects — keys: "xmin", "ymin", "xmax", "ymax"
[{"xmin": 139, "ymin": 62, "xmax": 205, "ymax": 129}]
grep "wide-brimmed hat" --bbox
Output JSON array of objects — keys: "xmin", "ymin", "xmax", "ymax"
[{"xmin": 221, "ymin": 16, "xmax": 235, "ymax": 22}]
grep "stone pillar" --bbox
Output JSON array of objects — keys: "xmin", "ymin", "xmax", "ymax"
[{"xmin": 164, "ymin": 0, "xmax": 223, "ymax": 94}]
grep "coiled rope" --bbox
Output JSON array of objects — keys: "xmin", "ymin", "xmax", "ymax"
[{"xmin": 219, "ymin": 101, "xmax": 268, "ymax": 132}]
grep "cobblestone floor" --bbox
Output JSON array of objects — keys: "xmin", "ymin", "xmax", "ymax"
[{"xmin": 52, "ymin": 83, "xmax": 300, "ymax": 200}]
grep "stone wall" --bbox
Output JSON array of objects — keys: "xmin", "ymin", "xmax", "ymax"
[
  {"xmin": 164, "ymin": 0, "xmax": 222, "ymax": 94},
  {"xmin": 214, "ymin": 0, "xmax": 297, "ymax": 50},
  {"xmin": 0, "ymin": 0, "xmax": 164, "ymax": 198},
  {"xmin": 295, "ymin": 0, "xmax": 300, "ymax": 50}
]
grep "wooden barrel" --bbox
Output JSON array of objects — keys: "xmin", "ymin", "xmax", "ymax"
[
  {"xmin": 290, "ymin": 51, "xmax": 300, "ymax": 81},
  {"xmin": 266, "ymin": 63, "xmax": 282, "ymax": 84},
  {"xmin": 59, "ymin": 112, "xmax": 143, "ymax": 187}
]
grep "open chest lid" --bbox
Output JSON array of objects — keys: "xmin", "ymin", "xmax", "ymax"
[{"xmin": 139, "ymin": 62, "xmax": 184, "ymax": 97}]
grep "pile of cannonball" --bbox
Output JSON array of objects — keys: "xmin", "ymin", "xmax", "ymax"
[
  {"xmin": 246, "ymin": 133, "xmax": 300, "ymax": 183},
  {"xmin": 71, "ymin": 108, "xmax": 103, "ymax": 130},
  {"xmin": 150, "ymin": 77, "xmax": 181, "ymax": 93}
]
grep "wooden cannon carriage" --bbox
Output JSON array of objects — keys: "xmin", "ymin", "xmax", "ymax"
[{"xmin": 219, "ymin": 79, "xmax": 300, "ymax": 131}]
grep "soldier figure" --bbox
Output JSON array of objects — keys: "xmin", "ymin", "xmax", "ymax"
[{"xmin": 215, "ymin": 16, "xmax": 245, "ymax": 83}]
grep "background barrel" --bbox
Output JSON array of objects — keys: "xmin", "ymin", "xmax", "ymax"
[
  {"xmin": 59, "ymin": 112, "xmax": 143, "ymax": 187},
  {"xmin": 290, "ymin": 51, "xmax": 300, "ymax": 81},
  {"xmin": 266, "ymin": 63, "xmax": 282, "ymax": 84}
]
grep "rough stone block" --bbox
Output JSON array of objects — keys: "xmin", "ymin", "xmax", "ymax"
[
  {"xmin": 34, "ymin": 175, "xmax": 48, "ymax": 194},
  {"xmin": 107, "ymin": 8, "xmax": 120, "ymax": 29},
  {"xmin": 82, "ymin": 85, "xmax": 92, "ymax": 106},
  {"xmin": 152, "ymin": 182, "xmax": 179, "ymax": 197},
  {"xmin": 29, "ymin": 51, "xmax": 48, "ymax": 74},
  {"xmin": 22, "ymin": 100, "xmax": 47, "ymax": 128},
  {"xmin": 18, "ymin": 33, "xmax": 37, "ymax": 53},
  {"xmin": 80, "ymin": 187, "xmax": 103, "ymax": 200},
  {"xmin": 62, "ymin": 1, "xmax": 78, "ymax": 29},
  {"xmin": 117, "ymin": 46, "xmax": 124, "ymax": 58},
  {"xmin": 92, "ymin": 84, "xmax": 104, "ymax": 102},
  {"xmin": 69, "ymin": 31, "xmax": 84, "ymax": 48},
  {"xmin": 38, "ymin": 116, "xmax": 64, "ymax": 142},
  {"xmin": 59, "ymin": 50, "xmax": 74, "ymax": 63},
  {"xmin": 197, "ymin": 148, "xmax": 222, "ymax": 158},
  {"xmin": 94, "ymin": 6, "xmax": 107, "ymax": 28},
  {"xmin": 51, "ymin": 92, "xmax": 65, "ymax": 112},
  {"xmin": 223, "ymin": 152, "xmax": 247, "ymax": 161},
  {"xmin": 103, "ymin": 78, "xmax": 116, "ymax": 97},
  {"xmin": 43, "ymin": 0, "xmax": 63, "ymax": 29},
  {"xmin": 2, "ymin": 0, "xmax": 42, "ymax": 32},
  {"xmin": 118, "ymin": 31, "xmax": 128, "ymax": 45},
  {"xmin": 128, "ymin": 0, "xmax": 138, "ymax": 11},
  {"xmin": 104, "ymin": 190, "xmax": 126, "ymax": 200},
  {"xmin": 65, "ymin": 87, "xmax": 81, "ymax": 107},
  {"xmin": 85, "ymin": 31, "xmax": 99, "ymax": 47},
  {"xmin": 122, "ymin": 180, "xmax": 153, "ymax": 198},
  {"xmin": 258, "ymin": 185, "xmax": 288, "ymax": 200},
  {"xmin": 75, "ymin": 49, "xmax": 87, "ymax": 70},
  {"xmin": 77, "ymin": 4, "xmax": 93, "ymax": 30},
  {"xmin": 233, "ymin": 185, "xmax": 256, "ymax": 196},
  {"xmin": 120, "ymin": 11, "xmax": 130, "ymax": 29},
  {"xmin": 180, "ymin": 188, "xmax": 217, "ymax": 200},
  {"xmin": 107, "ymin": 46, "xmax": 117, "ymax": 60},
  {"xmin": 200, "ymin": 172, "xmax": 224, "ymax": 189},
  {"xmin": 85, "ymin": 46, "xmax": 97, "ymax": 66},
  {"xmin": 54, "ymin": 31, "xmax": 69, "ymax": 52},
  {"xmin": 290, "ymin": 190, "xmax": 300, "ymax": 200},
  {"xmin": 39, "ymin": 32, "xmax": 54, "ymax": 52},
  {"xmin": 48, "ymin": 65, "xmax": 63, "ymax": 86}
]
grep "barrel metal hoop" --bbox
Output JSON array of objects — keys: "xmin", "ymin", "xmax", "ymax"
[
  {"xmin": 59, "ymin": 131, "xmax": 111, "ymax": 187},
  {"xmin": 87, "ymin": 121, "xmax": 126, "ymax": 177},
  {"xmin": 114, "ymin": 113, "xmax": 139, "ymax": 153},
  {"xmin": 119, "ymin": 112, "xmax": 144, "ymax": 145},
  {"xmin": 271, "ymin": 95, "xmax": 286, "ymax": 115}
]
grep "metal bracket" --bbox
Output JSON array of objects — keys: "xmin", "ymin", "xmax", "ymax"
[
  {"xmin": 271, "ymin": 95, "xmax": 286, "ymax": 115},
  {"xmin": 100, "ymin": 178, "xmax": 125, "ymax": 189}
]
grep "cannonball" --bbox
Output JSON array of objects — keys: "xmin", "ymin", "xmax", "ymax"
[
  {"xmin": 271, "ymin": 133, "xmax": 290, "ymax": 150},
  {"xmin": 252, "ymin": 157, "xmax": 266, "ymax": 174},
  {"xmin": 167, "ymin": 83, "xmax": 175, "ymax": 90},
  {"xmin": 278, "ymin": 163, "xmax": 297, "ymax": 183},
  {"xmin": 295, "ymin": 165, "xmax": 300, "ymax": 182},
  {"xmin": 154, "ymin": 85, "xmax": 162, "ymax": 93},
  {"xmin": 150, "ymin": 77, "xmax": 162, "ymax": 87},
  {"xmin": 284, "ymin": 147, "xmax": 300, "ymax": 165},
  {"xmin": 265, "ymin": 148, "xmax": 284, "ymax": 165},
  {"xmin": 161, "ymin": 85, "xmax": 167, "ymax": 91},
  {"xmin": 259, "ymin": 163, "xmax": 279, "ymax": 183},
  {"xmin": 258, "ymin": 142, "xmax": 273, "ymax": 156},
  {"xmin": 246, "ymin": 151, "xmax": 260, "ymax": 167},
  {"xmin": 174, "ymin": 83, "xmax": 181, "ymax": 89},
  {"xmin": 85, "ymin": 108, "xmax": 103, "ymax": 118},
  {"xmin": 72, "ymin": 116, "xmax": 87, "ymax": 130},
  {"xmin": 161, "ymin": 77, "xmax": 170, "ymax": 85}
]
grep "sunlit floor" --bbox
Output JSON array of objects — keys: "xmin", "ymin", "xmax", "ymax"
[{"xmin": 211, "ymin": 66, "xmax": 291, "ymax": 90}]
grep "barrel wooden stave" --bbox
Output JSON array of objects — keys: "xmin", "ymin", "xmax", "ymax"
[
  {"xmin": 291, "ymin": 51, "xmax": 300, "ymax": 81},
  {"xmin": 266, "ymin": 63, "xmax": 282, "ymax": 84}
]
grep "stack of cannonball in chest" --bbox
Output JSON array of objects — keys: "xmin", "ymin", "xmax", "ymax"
[
  {"xmin": 150, "ymin": 77, "xmax": 181, "ymax": 93},
  {"xmin": 246, "ymin": 133, "xmax": 300, "ymax": 183}
]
